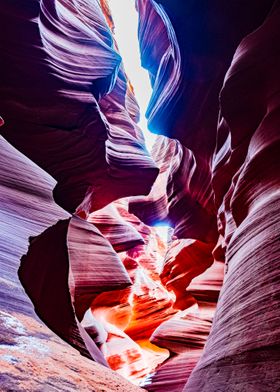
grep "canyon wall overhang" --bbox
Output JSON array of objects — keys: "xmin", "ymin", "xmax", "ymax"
[
  {"xmin": 0, "ymin": 0, "xmax": 280, "ymax": 391},
  {"xmin": 132, "ymin": 0, "xmax": 280, "ymax": 390}
]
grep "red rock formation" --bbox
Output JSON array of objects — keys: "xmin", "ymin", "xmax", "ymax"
[
  {"xmin": 132, "ymin": 0, "xmax": 279, "ymax": 390},
  {"xmin": 87, "ymin": 215, "xmax": 174, "ymax": 384},
  {"xmin": 160, "ymin": 239, "xmax": 214, "ymax": 310},
  {"xmin": 0, "ymin": 0, "xmax": 158, "ymax": 384},
  {"xmin": 185, "ymin": 4, "xmax": 280, "ymax": 391},
  {"xmin": 1, "ymin": 0, "xmax": 280, "ymax": 390},
  {"xmin": 88, "ymin": 203, "xmax": 144, "ymax": 252},
  {"xmin": 0, "ymin": 0, "xmax": 158, "ymax": 216},
  {"xmin": 0, "ymin": 136, "xmax": 143, "ymax": 390},
  {"xmin": 133, "ymin": 0, "xmax": 275, "ymax": 244},
  {"xmin": 0, "ymin": 0, "xmax": 157, "ymax": 384},
  {"xmin": 141, "ymin": 256, "xmax": 224, "ymax": 391}
]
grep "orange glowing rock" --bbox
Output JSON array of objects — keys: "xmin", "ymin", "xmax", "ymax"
[{"xmin": 160, "ymin": 239, "xmax": 214, "ymax": 310}]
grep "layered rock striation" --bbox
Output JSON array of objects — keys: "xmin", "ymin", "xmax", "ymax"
[
  {"xmin": 132, "ymin": 0, "xmax": 280, "ymax": 391},
  {"xmin": 0, "ymin": 0, "xmax": 157, "ymax": 388},
  {"xmin": 0, "ymin": 0, "xmax": 158, "ymax": 215},
  {"xmin": 0, "ymin": 0, "xmax": 279, "ymax": 391},
  {"xmin": 0, "ymin": 136, "xmax": 143, "ymax": 391}
]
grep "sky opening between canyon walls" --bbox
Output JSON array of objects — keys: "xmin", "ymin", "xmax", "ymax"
[
  {"xmin": 2, "ymin": 0, "xmax": 279, "ymax": 390},
  {"xmin": 107, "ymin": 0, "xmax": 170, "ymax": 244}
]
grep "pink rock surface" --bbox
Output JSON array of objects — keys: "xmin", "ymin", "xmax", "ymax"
[
  {"xmin": 185, "ymin": 5, "xmax": 280, "ymax": 391},
  {"xmin": 142, "ymin": 351, "xmax": 201, "ymax": 392},
  {"xmin": 0, "ymin": 0, "xmax": 158, "ymax": 215},
  {"xmin": 0, "ymin": 0, "xmax": 157, "ymax": 386},
  {"xmin": 89, "ymin": 221, "xmax": 175, "ymax": 384},
  {"xmin": 151, "ymin": 311, "xmax": 212, "ymax": 355},
  {"xmin": 133, "ymin": 1, "xmax": 279, "ymax": 391},
  {"xmin": 160, "ymin": 239, "xmax": 214, "ymax": 310},
  {"xmin": 0, "ymin": 311, "xmax": 144, "ymax": 392},
  {"xmin": 0, "ymin": 136, "xmax": 143, "ymax": 390},
  {"xmin": 141, "ymin": 253, "xmax": 223, "ymax": 391},
  {"xmin": 1, "ymin": 0, "xmax": 280, "ymax": 390},
  {"xmin": 88, "ymin": 203, "xmax": 144, "ymax": 252}
]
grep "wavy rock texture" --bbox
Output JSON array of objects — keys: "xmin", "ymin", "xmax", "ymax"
[
  {"xmin": 160, "ymin": 239, "xmax": 215, "ymax": 310},
  {"xmin": 86, "ymin": 215, "xmax": 174, "ymax": 384},
  {"xmin": 0, "ymin": 0, "xmax": 158, "ymax": 215},
  {"xmin": 1, "ymin": 0, "xmax": 280, "ymax": 390},
  {"xmin": 142, "ymin": 322, "xmax": 205, "ymax": 392},
  {"xmin": 0, "ymin": 120, "xmax": 167, "ymax": 387},
  {"xmin": 0, "ymin": 136, "xmax": 143, "ymax": 391},
  {"xmin": 88, "ymin": 203, "xmax": 144, "ymax": 253},
  {"xmin": 141, "ymin": 257, "xmax": 224, "ymax": 391},
  {"xmin": 134, "ymin": 0, "xmax": 280, "ymax": 391},
  {"xmin": 0, "ymin": 0, "xmax": 157, "ymax": 388},
  {"xmin": 0, "ymin": 310, "xmax": 144, "ymax": 392},
  {"xmin": 129, "ymin": 136, "xmax": 217, "ymax": 245},
  {"xmin": 138, "ymin": 0, "xmax": 274, "ymax": 150},
  {"xmin": 132, "ymin": 0, "xmax": 276, "ymax": 245},
  {"xmin": 185, "ymin": 5, "xmax": 280, "ymax": 391}
]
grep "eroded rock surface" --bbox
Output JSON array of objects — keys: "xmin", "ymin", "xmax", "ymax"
[
  {"xmin": 0, "ymin": 137, "xmax": 144, "ymax": 391},
  {"xmin": 133, "ymin": 0, "xmax": 280, "ymax": 391},
  {"xmin": 0, "ymin": 0, "xmax": 279, "ymax": 391}
]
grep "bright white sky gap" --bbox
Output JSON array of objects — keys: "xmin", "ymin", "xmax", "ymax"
[
  {"xmin": 107, "ymin": 0, "xmax": 156, "ymax": 151},
  {"xmin": 107, "ymin": 0, "xmax": 169, "ymax": 243}
]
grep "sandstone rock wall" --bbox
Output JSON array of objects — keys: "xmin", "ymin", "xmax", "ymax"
[
  {"xmin": 134, "ymin": 1, "xmax": 280, "ymax": 391},
  {"xmin": 0, "ymin": 0, "xmax": 279, "ymax": 391}
]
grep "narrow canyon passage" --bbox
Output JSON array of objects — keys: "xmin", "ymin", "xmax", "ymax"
[{"xmin": 0, "ymin": 1, "xmax": 279, "ymax": 392}]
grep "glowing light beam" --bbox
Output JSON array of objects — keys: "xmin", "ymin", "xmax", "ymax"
[
  {"xmin": 107, "ymin": 0, "xmax": 170, "ymax": 244},
  {"xmin": 107, "ymin": 0, "xmax": 156, "ymax": 152}
]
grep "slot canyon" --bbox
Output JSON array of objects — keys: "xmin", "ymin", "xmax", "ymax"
[{"xmin": 0, "ymin": 0, "xmax": 279, "ymax": 391}]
